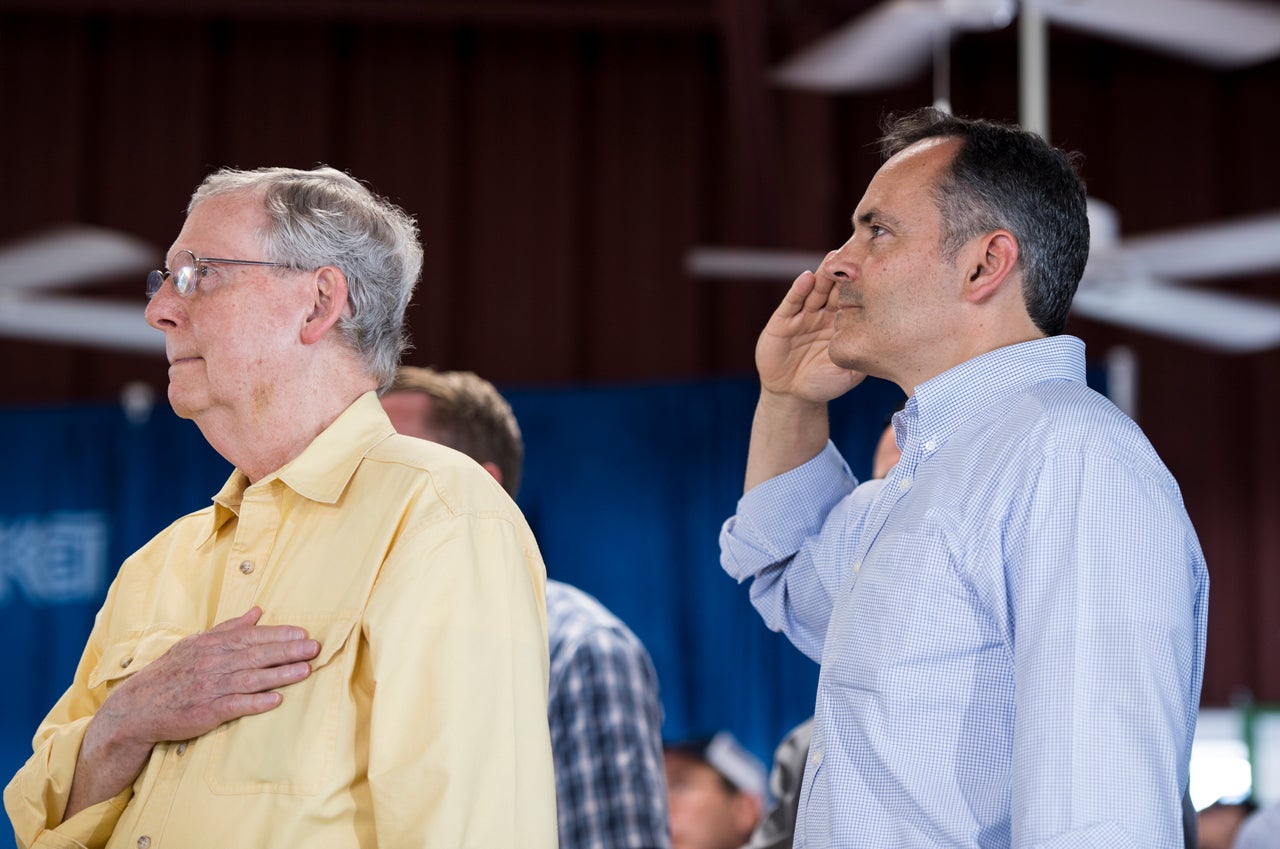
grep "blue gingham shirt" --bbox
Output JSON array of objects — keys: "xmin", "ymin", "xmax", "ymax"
[
  {"xmin": 721, "ymin": 336, "xmax": 1208, "ymax": 849},
  {"xmin": 547, "ymin": 580, "xmax": 671, "ymax": 849}
]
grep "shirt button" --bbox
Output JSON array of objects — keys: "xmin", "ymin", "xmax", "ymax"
[
  {"xmin": 924, "ymin": 439, "xmax": 937, "ymax": 451},
  {"xmin": 898, "ymin": 477, "xmax": 912, "ymax": 491},
  {"xmin": 239, "ymin": 560, "xmax": 254, "ymax": 575},
  {"xmin": 120, "ymin": 656, "xmax": 132, "ymax": 668},
  {"xmin": 808, "ymin": 748, "xmax": 822, "ymax": 767},
  {"xmin": 176, "ymin": 742, "xmax": 188, "ymax": 756},
  {"xmin": 853, "ymin": 559, "xmax": 862, "ymax": 573},
  {"xmin": 137, "ymin": 837, "xmax": 151, "ymax": 849}
]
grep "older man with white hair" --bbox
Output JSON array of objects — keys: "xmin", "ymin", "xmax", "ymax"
[{"xmin": 4, "ymin": 166, "xmax": 557, "ymax": 848}]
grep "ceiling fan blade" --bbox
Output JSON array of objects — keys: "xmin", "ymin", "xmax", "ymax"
[
  {"xmin": 1115, "ymin": 211, "xmax": 1280, "ymax": 282},
  {"xmin": 0, "ymin": 294, "xmax": 165, "ymax": 353},
  {"xmin": 1071, "ymin": 282, "xmax": 1280, "ymax": 353},
  {"xmin": 686, "ymin": 246, "xmax": 827, "ymax": 280},
  {"xmin": 772, "ymin": 0, "xmax": 947, "ymax": 91},
  {"xmin": 0, "ymin": 225, "xmax": 159, "ymax": 292},
  {"xmin": 1041, "ymin": 0, "xmax": 1280, "ymax": 67}
]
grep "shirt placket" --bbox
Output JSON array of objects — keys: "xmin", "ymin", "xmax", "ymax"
[
  {"xmin": 121, "ymin": 484, "xmax": 282, "ymax": 849},
  {"xmin": 845, "ymin": 413, "xmax": 924, "ymax": 589},
  {"xmin": 215, "ymin": 481, "xmax": 280, "ymax": 623}
]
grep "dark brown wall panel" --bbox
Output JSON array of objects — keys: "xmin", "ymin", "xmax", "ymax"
[
  {"xmin": 212, "ymin": 25, "xmax": 344, "ymax": 172},
  {"xmin": 343, "ymin": 26, "xmax": 465, "ymax": 371},
  {"xmin": 90, "ymin": 17, "xmax": 213, "ymax": 240},
  {"xmin": 585, "ymin": 31, "xmax": 710, "ymax": 379},
  {"xmin": 455, "ymin": 29, "xmax": 583, "ymax": 382},
  {"xmin": 0, "ymin": 16, "xmax": 91, "ymax": 234},
  {"xmin": 1254, "ymin": 349, "xmax": 1280, "ymax": 702}
]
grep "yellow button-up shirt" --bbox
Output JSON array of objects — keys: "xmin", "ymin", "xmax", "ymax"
[{"xmin": 5, "ymin": 392, "xmax": 558, "ymax": 848}]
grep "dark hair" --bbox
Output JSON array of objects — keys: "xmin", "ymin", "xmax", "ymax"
[
  {"xmin": 389, "ymin": 366, "xmax": 524, "ymax": 497},
  {"xmin": 879, "ymin": 108, "xmax": 1089, "ymax": 336}
]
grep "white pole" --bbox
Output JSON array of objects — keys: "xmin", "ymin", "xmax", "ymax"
[
  {"xmin": 933, "ymin": 24, "xmax": 952, "ymax": 114},
  {"xmin": 1019, "ymin": 0, "xmax": 1049, "ymax": 138}
]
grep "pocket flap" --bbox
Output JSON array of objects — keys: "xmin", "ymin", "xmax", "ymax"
[
  {"xmin": 266, "ymin": 610, "xmax": 360, "ymax": 669},
  {"xmin": 88, "ymin": 625, "xmax": 188, "ymax": 689}
]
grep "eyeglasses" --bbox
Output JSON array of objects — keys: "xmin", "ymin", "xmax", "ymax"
[{"xmin": 146, "ymin": 250, "xmax": 291, "ymax": 299}]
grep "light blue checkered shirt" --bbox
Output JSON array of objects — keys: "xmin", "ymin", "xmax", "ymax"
[{"xmin": 721, "ymin": 335, "xmax": 1208, "ymax": 849}]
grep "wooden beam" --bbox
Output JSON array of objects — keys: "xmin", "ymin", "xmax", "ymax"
[
  {"xmin": 4, "ymin": 0, "xmax": 718, "ymax": 28},
  {"xmin": 713, "ymin": 0, "xmax": 780, "ymax": 244}
]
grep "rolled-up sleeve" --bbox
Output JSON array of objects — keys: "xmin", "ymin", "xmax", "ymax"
[{"xmin": 719, "ymin": 441, "xmax": 883, "ymax": 663}]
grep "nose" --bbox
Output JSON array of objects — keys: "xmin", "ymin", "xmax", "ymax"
[
  {"xmin": 818, "ymin": 234, "xmax": 861, "ymax": 284},
  {"xmin": 144, "ymin": 276, "xmax": 185, "ymax": 331}
]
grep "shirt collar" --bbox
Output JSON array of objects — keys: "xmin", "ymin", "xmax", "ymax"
[
  {"xmin": 895, "ymin": 335, "xmax": 1086, "ymax": 455},
  {"xmin": 198, "ymin": 391, "xmax": 395, "ymax": 545}
]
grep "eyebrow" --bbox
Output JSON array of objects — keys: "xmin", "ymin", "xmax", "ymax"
[{"xmin": 853, "ymin": 208, "xmax": 903, "ymax": 231}]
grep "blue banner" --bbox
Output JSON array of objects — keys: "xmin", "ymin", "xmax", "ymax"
[{"xmin": 0, "ymin": 376, "xmax": 904, "ymax": 840}]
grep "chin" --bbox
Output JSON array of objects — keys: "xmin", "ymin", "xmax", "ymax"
[
  {"xmin": 827, "ymin": 341, "xmax": 863, "ymax": 371},
  {"xmin": 166, "ymin": 385, "xmax": 202, "ymax": 421}
]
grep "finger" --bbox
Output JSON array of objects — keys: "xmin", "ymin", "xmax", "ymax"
[
  {"xmin": 183, "ymin": 632, "xmax": 317, "ymax": 684},
  {"xmin": 222, "ymin": 660, "xmax": 314, "ymax": 696},
  {"xmin": 208, "ymin": 690, "xmax": 286, "ymax": 724},
  {"xmin": 198, "ymin": 608, "xmax": 312, "ymax": 650},
  {"xmin": 209, "ymin": 607, "xmax": 263, "ymax": 633},
  {"xmin": 241, "ymin": 638, "xmax": 321, "ymax": 670},
  {"xmin": 804, "ymin": 270, "xmax": 836, "ymax": 313},
  {"xmin": 773, "ymin": 271, "xmax": 816, "ymax": 318},
  {"xmin": 216, "ymin": 623, "xmax": 314, "ymax": 648}
]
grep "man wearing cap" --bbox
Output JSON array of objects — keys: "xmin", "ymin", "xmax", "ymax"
[{"xmin": 665, "ymin": 732, "xmax": 767, "ymax": 849}]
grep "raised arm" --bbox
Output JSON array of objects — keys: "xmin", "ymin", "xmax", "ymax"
[{"xmin": 746, "ymin": 269, "xmax": 865, "ymax": 490}]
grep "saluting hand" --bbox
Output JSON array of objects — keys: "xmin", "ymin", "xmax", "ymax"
[{"xmin": 756, "ymin": 268, "xmax": 865, "ymax": 405}]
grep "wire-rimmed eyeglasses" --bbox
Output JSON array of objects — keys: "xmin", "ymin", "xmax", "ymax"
[{"xmin": 146, "ymin": 250, "xmax": 291, "ymax": 299}]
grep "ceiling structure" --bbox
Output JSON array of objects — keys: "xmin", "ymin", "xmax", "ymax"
[
  {"xmin": 688, "ymin": 0, "xmax": 1280, "ymax": 353},
  {"xmin": 4, "ymin": 0, "xmax": 1279, "ymax": 369},
  {"xmin": 1, "ymin": 1, "xmax": 1278, "ymax": 380}
]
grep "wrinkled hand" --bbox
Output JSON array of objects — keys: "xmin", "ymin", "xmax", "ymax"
[
  {"xmin": 755, "ymin": 269, "xmax": 865, "ymax": 403},
  {"xmin": 97, "ymin": 606, "xmax": 320, "ymax": 748},
  {"xmin": 65, "ymin": 607, "xmax": 321, "ymax": 821}
]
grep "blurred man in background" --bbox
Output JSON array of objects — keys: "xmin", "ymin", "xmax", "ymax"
[
  {"xmin": 383, "ymin": 365, "xmax": 671, "ymax": 849},
  {"xmin": 664, "ymin": 732, "xmax": 767, "ymax": 849}
]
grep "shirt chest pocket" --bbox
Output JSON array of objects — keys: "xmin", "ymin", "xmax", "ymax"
[
  {"xmin": 88, "ymin": 627, "xmax": 188, "ymax": 693},
  {"xmin": 203, "ymin": 612, "xmax": 361, "ymax": 796}
]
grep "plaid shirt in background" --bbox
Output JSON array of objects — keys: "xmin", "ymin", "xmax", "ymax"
[{"xmin": 547, "ymin": 579, "xmax": 671, "ymax": 849}]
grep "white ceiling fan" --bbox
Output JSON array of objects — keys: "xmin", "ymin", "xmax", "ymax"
[
  {"xmin": 773, "ymin": 0, "xmax": 1280, "ymax": 93},
  {"xmin": 689, "ymin": 0, "xmax": 1280, "ymax": 353},
  {"xmin": 0, "ymin": 225, "xmax": 165, "ymax": 353}
]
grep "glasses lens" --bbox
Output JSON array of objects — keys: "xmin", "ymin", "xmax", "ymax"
[
  {"xmin": 145, "ymin": 270, "xmax": 166, "ymax": 299},
  {"xmin": 171, "ymin": 251, "xmax": 197, "ymax": 296}
]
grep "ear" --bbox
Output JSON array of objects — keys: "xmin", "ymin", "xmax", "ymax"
[
  {"xmin": 730, "ymin": 792, "xmax": 763, "ymax": 837},
  {"xmin": 300, "ymin": 265, "xmax": 350, "ymax": 345},
  {"xmin": 960, "ymin": 230, "xmax": 1019, "ymax": 305},
  {"xmin": 479, "ymin": 460, "xmax": 505, "ymax": 489}
]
